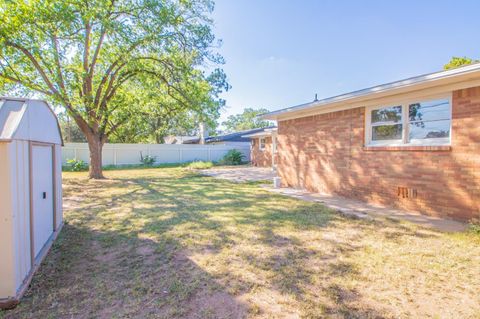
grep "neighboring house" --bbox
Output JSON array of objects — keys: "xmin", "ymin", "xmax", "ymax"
[
  {"xmin": 242, "ymin": 127, "xmax": 277, "ymax": 168},
  {"xmin": 164, "ymin": 128, "xmax": 273, "ymax": 147},
  {"xmin": 259, "ymin": 63, "xmax": 480, "ymax": 221},
  {"xmin": 205, "ymin": 127, "xmax": 275, "ymax": 148},
  {"xmin": 163, "ymin": 135, "xmax": 199, "ymax": 144}
]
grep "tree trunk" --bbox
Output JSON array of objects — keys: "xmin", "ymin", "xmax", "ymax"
[
  {"xmin": 68, "ymin": 110, "xmax": 106, "ymax": 179},
  {"xmin": 86, "ymin": 132, "xmax": 105, "ymax": 179}
]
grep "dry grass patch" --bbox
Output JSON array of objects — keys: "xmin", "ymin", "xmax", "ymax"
[{"xmin": 1, "ymin": 168, "xmax": 479, "ymax": 319}]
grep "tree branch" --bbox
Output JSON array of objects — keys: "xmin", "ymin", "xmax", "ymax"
[{"xmin": 4, "ymin": 41, "xmax": 61, "ymax": 97}]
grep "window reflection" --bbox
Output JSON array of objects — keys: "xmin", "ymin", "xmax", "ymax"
[
  {"xmin": 408, "ymin": 99, "xmax": 450, "ymax": 140},
  {"xmin": 372, "ymin": 106, "xmax": 402, "ymax": 123}
]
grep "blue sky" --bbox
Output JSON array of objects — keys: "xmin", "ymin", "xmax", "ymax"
[{"xmin": 212, "ymin": 0, "xmax": 480, "ymax": 122}]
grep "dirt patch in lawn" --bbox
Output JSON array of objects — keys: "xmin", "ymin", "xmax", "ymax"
[{"xmin": 2, "ymin": 168, "xmax": 479, "ymax": 318}]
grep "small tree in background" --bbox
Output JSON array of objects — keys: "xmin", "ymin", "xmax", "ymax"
[
  {"xmin": 444, "ymin": 56, "xmax": 479, "ymax": 70},
  {"xmin": 222, "ymin": 107, "xmax": 273, "ymax": 133}
]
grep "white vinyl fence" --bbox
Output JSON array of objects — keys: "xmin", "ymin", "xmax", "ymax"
[{"xmin": 62, "ymin": 143, "xmax": 251, "ymax": 166}]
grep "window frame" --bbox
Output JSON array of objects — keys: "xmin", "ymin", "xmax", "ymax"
[
  {"xmin": 259, "ymin": 137, "xmax": 266, "ymax": 151},
  {"xmin": 365, "ymin": 94, "xmax": 452, "ymax": 147}
]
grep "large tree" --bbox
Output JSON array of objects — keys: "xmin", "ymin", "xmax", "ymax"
[
  {"xmin": 222, "ymin": 107, "xmax": 273, "ymax": 133},
  {"xmin": 0, "ymin": 0, "xmax": 225, "ymax": 178},
  {"xmin": 109, "ymin": 69, "xmax": 226, "ymax": 143}
]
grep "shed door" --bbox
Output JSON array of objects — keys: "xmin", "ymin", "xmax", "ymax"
[{"xmin": 31, "ymin": 144, "xmax": 54, "ymax": 258}]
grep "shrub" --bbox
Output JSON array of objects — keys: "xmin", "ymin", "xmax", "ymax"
[
  {"xmin": 66, "ymin": 159, "xmax": 88, "ymax": 172},
  {"xmin": 140, "ymin": 152, "xmax": 156, "ymax": 166},
  {"xmin": 220, "ymin": 149, "xmax": 245, "ymax": 165},
  {"xmin": 187, "ymin": 161, "xmax": 214, "ymax": 169},
  {"xmin": 469, "ymin": 218, "xmax": 480, "ymax": 234}
]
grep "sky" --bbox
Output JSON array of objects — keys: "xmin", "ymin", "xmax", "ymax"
[{"xmin": 211, "ymin": 0, "xmax": 480, "ymax": 122}]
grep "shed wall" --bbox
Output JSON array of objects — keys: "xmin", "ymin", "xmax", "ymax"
[
  {"xmin": 54, "ymin": 144, "xmax": 63, "ymax": 229},
  {"xmin": 9, "ymin": 141, "xmax": 32, "ymax": 291},
  {"xmin": 0, "ymin": 143, "xmax": 16, "ymax": 297}
]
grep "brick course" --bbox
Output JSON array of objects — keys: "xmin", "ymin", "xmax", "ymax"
[{"xmin": 275, "ymin": 87, "xmax": 480, "ymax": 221}]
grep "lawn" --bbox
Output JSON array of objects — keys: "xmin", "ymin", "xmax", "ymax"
[{"xmin": 2, "ymin": 167, "xmax": 479, "ymax": 319}]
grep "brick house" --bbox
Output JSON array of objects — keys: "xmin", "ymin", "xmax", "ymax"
[
  {"xmin": 259, "ymin": 64, "xmax": 480, "ymax": 221},
  {"xmin": 243, "ymin": 127, "xmax": 277, "ymax": 168}
]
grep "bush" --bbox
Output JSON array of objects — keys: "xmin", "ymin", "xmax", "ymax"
[
  {"xmin": 469, "ymin": 218, "xmax": 480, "ymax": 234},
  {"xmin": 187, "ymin": 161, "xmax": 214, "ymax": 169},
  {"xmin": 220, "ymin": 149, "xmax": 245, "ymax": 165},
  {"xmin": 140, "ymin": 152, "xmax": 156, "ymax": 166},
  {"xmin": 66, "ymin": 159, "xmax": 88, "ymax": 171}
]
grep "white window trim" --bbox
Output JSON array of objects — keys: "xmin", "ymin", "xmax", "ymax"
[
  {"xmin": 272, "ymin": 134, "xmax": 278, "ymax": 154},
  {"xmin": 365, "ymin": 93, "xmax": 452, "ymax": 147},
  {"xmin": 259, "ymin": 137, "xmax": 266, "ymax": 151}
]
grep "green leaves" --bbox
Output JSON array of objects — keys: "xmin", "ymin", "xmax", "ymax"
[
  {"xmin": 222, "ymin": 108, "xmax": 273, "ymax": 133},
  {"xmin": 0, "ymin": 0, "xmax": 226, "ymax": 177},
  {"xmin": 0, "ymin": 0, "xmax": 223, "ymax": 133},
  {"xmin": 444, "ymin": 56, "xmax": 478, "ymax": 70}
]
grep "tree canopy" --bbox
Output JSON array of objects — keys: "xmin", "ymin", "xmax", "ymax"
[
  {"xmin": 0, "ymin": 0, "xmax": 228, "ymax": 178},
  {"xmin": 444, "ymin": 56, "xmax": 479, "ymax": 70},
  {"xmin": 222, "ymin": 107, "xmax": 273, "ymax": 133}
]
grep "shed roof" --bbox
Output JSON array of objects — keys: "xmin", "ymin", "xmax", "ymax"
[
  {"xmin": 261, "ymin": 63, "xmax": 480, "ymax": 121},
  {"xmin": 0, "ymin": 97, "xmax": 63, "ymax": 145}
]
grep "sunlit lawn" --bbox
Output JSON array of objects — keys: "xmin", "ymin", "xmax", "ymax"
[{"xmin": 2, "ymin": 167, "xmax": 479, "ymax": 319}]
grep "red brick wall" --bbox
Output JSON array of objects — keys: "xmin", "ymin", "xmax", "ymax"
[
  {"xmin": 251, "ymin": 137, "xmax": 272, "ymax": 167},
  {"xmin": 277, "ymin": 87, "xmax": 480, "ymax": 221}
]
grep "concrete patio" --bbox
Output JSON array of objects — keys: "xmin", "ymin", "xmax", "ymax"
[
  {"xmin": 200, "ymin": 166, "xmax": 467, "ymax": 232},
  {"xmin": 262, "ymin": 186, "xmax": 467, "ymax": 232},
  {"xmin": 199, "ymin": 166, "xmax": 277, "ymax": 182}
]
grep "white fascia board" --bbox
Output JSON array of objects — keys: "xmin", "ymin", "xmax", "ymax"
[{"xmin": 242, "ymin": 132, "xmax": 272, "ymax": 138}]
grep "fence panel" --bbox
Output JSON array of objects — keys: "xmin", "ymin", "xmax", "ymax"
[{"xmin": 62, "ymin": 143, "xmax": 251, "ymax": 166}]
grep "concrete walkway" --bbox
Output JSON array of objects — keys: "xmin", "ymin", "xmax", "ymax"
[
  {"xmin": 263, "ymin": 186, "xmax": 467, "ymax": 232},
  {"xmin": 200, "ymin": 166, "xmax": 277, "ymax": 183}
]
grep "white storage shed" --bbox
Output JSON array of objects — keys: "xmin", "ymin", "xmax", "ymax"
[{"xmin": 0, "ymin": 97, "xmax": 63, "ymax": 309}]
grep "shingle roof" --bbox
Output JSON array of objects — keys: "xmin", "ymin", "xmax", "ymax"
[{"xmin": 206, "ymin": 126, "xmax": 277, "ymax": 143}]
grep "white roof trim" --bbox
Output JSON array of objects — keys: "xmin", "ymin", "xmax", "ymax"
[
  {"xmin": 242, "ymin": 128, "xmax": 277, "ymax": 138},
  {"xmin": 262, "ymin": 63, "xmax": 480, "ymax": 120}
]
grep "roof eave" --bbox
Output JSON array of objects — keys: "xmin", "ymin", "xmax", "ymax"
[{"xmin": 261, "ymin": 63, "xmax": 480, "ymax": 121}]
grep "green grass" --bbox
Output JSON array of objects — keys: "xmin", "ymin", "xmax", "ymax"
[
  {"xmin": 2, "ymin": 167, "xmax": 479, "ymax": 318},
  {"xmin": 186, "ymin": 161, "xmax": 214, "ymax": 170}
]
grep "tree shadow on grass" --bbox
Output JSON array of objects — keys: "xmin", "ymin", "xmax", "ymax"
[
  {"xmin": 5, "ymin": 169, "xmax": 434, "ymax": 318},
  {"xmin": 3, "ymin": 223, "xmax": 248, "ymax": 319}
]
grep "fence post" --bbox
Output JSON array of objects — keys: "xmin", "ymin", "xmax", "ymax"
[{"xmin": 113, "ymin": 146, "xmax": 117, "ymax": 166}]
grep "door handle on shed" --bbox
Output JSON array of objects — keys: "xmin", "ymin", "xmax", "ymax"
[{"xmin": 43, "ymin": 192, "xmax": 46, "ymax": 199}]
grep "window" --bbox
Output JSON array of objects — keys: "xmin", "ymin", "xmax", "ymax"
[
  {"xmin": 366, "ymin": 96, "xmax": 451, "ymax": 146},
  {"xmin": 259, "ymin": 137, "xmax": 266, "ymax": 151},
  {"xmin": 371, "ymin": 105, "xmax": 403, "ymax": 142}
]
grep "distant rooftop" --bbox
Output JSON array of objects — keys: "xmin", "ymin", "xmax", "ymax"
[{"xmin": 206, "ymin": 126, "xmax": 277, "ymax": 143}]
